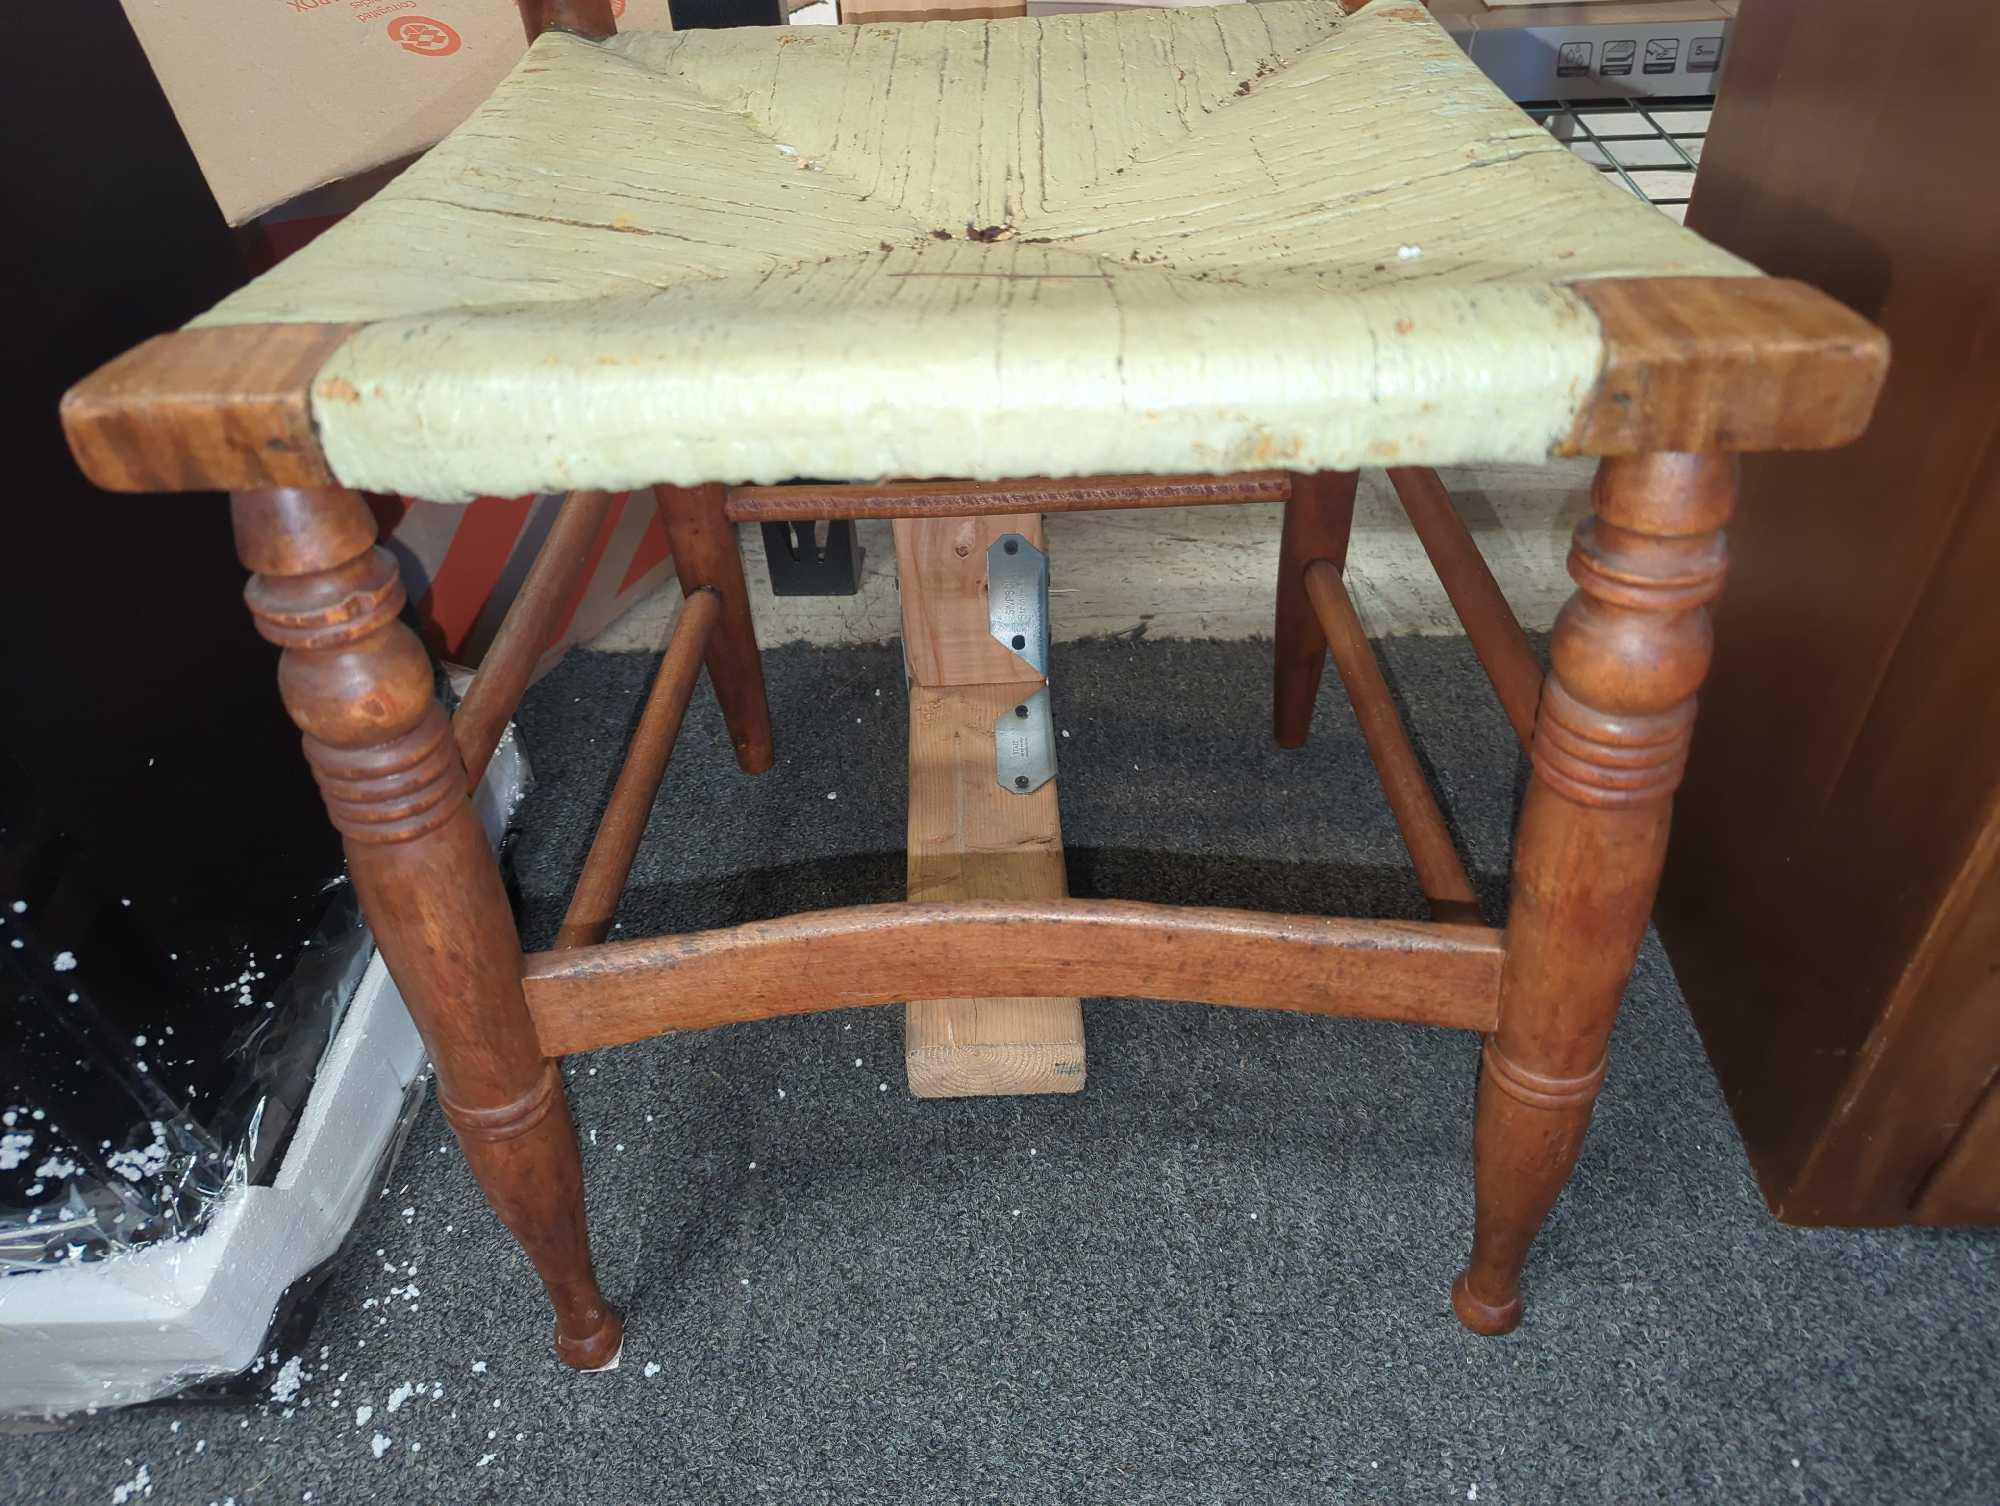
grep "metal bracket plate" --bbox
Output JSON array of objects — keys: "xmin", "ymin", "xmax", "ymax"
[
  {"xmin": 987, "ymin": 533, "xmax": 1050, "ymax": 677},
  {"xmin": 994, "ymin": 689, "xmax": 1057, "ymax": 796}
]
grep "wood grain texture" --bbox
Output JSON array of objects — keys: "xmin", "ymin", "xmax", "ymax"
[
  {"xmin": 61, "ymin": 324, "xmax": 359, "ymax": 493},
  {"xmin": 454, "ymin": 489, "xmax": 618, "ymax": 788},
  {"xmin": 904, "ymin": 684, "xmax": 1085, "ymax": 1098},
  {"xmin": 1303, "ymin": 561, "xmax": 1480, "ymax": 926},
  {"xmin": 726, "ymin": 474, "xmax": 1290, "ymax": 523},
  {"xmin": 230, "ymin": 485, "xmax": 378, "ymax": 577},
  {"xmin": 1386, "ymin": 466, "xmax": 1542, "ymax": 747},
  {"xmin": 522, "ymin": 900, "xmax": 1505, "ymax": 1056},
  {"xmin": 553, "ymin": 589, "xmax": 720, "ymax": 951},
  {"xmin": 1880, "ymin": 837, "xmax": 2000, "ymax": 1224},
  {"xmin": 894, "ymin": 514, "xmax": 1046, "ymax": 688},
  {"xmin": 1273, "ymin": 471, "xmax": 1359, "ymax": 749},
  {"xmin": 1915, "ymin": 1052, "xmax": 2000, "ymax": 1226},
  {"xmin": 1563, "ymin": 277, "xmax": 1889, "ymax": 458},
  {"xmin": 1655, "ymin": 0, "xmax": 2000, "ymax": 1225},
  {"xmin": 233, "ymin": 486, "xmax": 621, "ymax": 1370}
]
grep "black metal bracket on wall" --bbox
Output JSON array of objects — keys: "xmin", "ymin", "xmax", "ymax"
[
  {"xmin": 666, "ymin": 0, "xmax": 785, "ymax": 27},
  {"xmin": 759, "ymin": 520, "xmax": 865, "ymax": 597}
]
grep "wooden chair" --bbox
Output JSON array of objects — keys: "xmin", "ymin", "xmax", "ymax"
[{"xmin": 62, "ymin": 0, "xmax": 1888, "ymax": 1369}]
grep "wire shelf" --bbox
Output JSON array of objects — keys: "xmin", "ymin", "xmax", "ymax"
[{"xmin": 1526, "ymin": 95, "xmax": 1714, "ymax": 222}]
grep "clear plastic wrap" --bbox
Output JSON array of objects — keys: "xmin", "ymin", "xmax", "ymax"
[
  {"xmin": 0, "ymin": 701, "xmax": 529, "ymax": 1416},
  {"xmin": 1, "ymin": 886, "xmax": 372, "ymax": 1273}
]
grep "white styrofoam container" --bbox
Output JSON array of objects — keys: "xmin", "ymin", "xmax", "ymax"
[{"xmin": 0, "ymin": 735, "xmax": 527, "ymax": 1416}]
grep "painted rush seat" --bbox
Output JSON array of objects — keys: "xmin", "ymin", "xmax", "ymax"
[{"xmin": 172, "ymin": 1, "xmax": 1760, "ymax": 501}]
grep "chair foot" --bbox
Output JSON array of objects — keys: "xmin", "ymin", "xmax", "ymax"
[
  {"xmin": 555, "ymin": 1303, "xmax": 626, "ymax": 1371},
  {"xmin": 1450, "ymin": 1271, "xmax": 1523, "ymax": 1336}
]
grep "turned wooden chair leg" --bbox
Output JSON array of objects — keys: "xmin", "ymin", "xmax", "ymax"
[
  {"xmin": 516, "ymin": 1, "xmax": 618, "ymax": 43},
  {"xmin": 1274, "ymin": 470, "xmax": 1360, "ymax": 748},
  {"xmin": 1454, "ymin": 453, "xmax": 1735, "ymax": 1335},
  {"xmin": 233, "ymin": 486, "xmax": 623, "ymax": 1370},
  {"xmin": 654, "ymin": 483, "xmax": 774, "ymax": 775}
]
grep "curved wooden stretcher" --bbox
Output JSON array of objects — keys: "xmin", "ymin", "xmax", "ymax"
[{"xmin": 62, "ymin": 0, "xmax": 1888, "ymax": 1369}]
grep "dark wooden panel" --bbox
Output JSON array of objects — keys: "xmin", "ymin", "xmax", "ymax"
[
  {"xmin": 1917, "ymin": 1054, "xmax": 2000, "ymax": 1226},
  {"xmin": 1656, "ymin": 0, "xmax": 2000, "ymax": 1224}
]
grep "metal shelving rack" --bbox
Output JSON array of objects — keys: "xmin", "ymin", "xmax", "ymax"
[{"xmin": 1528, "ymin": 95, "xmax": 1713, "ymax": 221}]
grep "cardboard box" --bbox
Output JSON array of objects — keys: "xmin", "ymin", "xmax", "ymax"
[{"xmin": 117, "ymin": 0, "xmax": 674, "ymax": 225}]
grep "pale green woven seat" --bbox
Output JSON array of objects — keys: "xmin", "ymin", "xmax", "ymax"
[{"xmin": 195, "ymin": 1, "xmax": 1748, "ymax": 501}]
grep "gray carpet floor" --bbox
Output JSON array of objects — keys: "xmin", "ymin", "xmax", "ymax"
[{"xmin": 7, "ymin": 636, "xmax": 1996, "ymax": 1504}]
